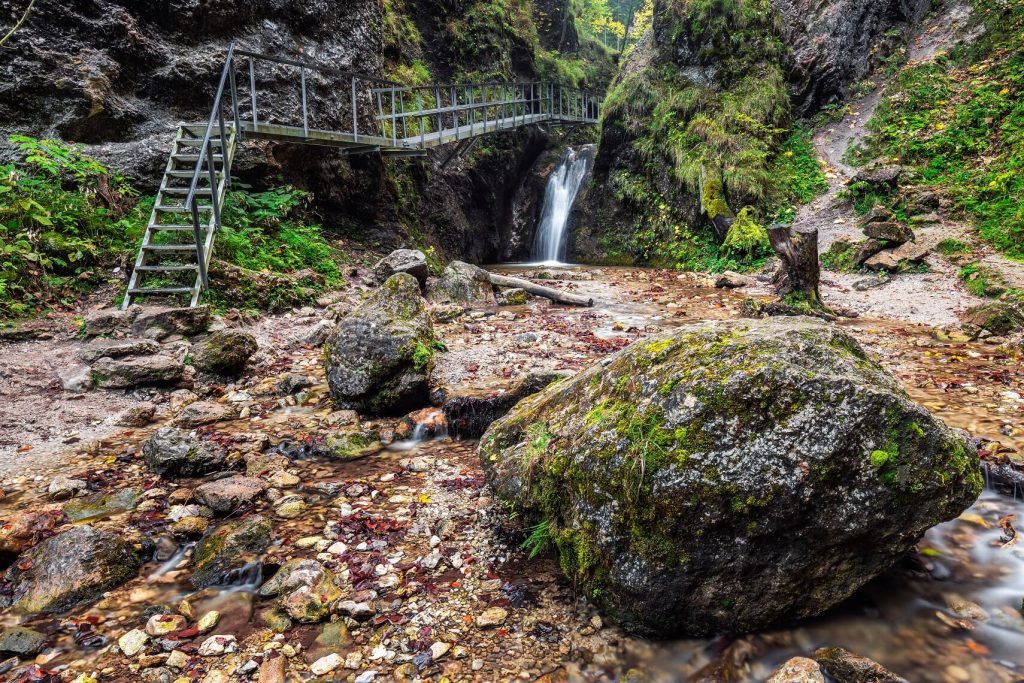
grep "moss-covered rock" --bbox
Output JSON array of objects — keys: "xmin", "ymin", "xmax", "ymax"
[
  {"xmin": 479, "ymin": 317, "xmax": 981, "ymax": 637},
  {"xmin": 190, "ymin": 515, "xmax": 272, "ymax": 588},
  {"xmin": 324, "ymin": 273, "xmax": 435, "ymax": 415},
  {"xmin": 428, "ymin": 261, "xmax": 496, "ymax": 305},
  {"xmin": 962, "ymin": 301, "xmax": 1024, "ymax": 339},
  {"xmin": 142, "ymin": 427, "xmax": 228, "ymax": 478},
  {"xmin": 326, "ymin": 426, "xmax": 383, "ymax": 460},
  {"xmin": 63, "ymin": 487, "xmax": 143, "ymax": 522},
  {"xmin": 721, "ymin": 207, "xmax": 771, "ymax": 260},
  {"xmin": 192, "ymin": 330, "xmax": 258, "ymax": 375}
]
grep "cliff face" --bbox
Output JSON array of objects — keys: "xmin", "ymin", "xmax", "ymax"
[{"xmin": 0, "ymin": 0, "xmax": 602, "ymax": 263}]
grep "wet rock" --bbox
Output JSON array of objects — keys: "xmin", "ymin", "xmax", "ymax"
[
  {"xmin": 3, "ymin": 525, "xmax": 140, "ymax": 614},
  {"xmin": 131, "ymin": 306, "xmax": 211, "ymax": 341},
  {"xmin": 190, "ymin": 515, "xmax": 272, "ymax": 588},
  {"xmin": 191, "ymin": 330, "xmax": 258, "ymax": 375},
  {"xmin": 768, "ymin": 657, "xmax": 825, "ymax": 683},
  {"xmin": 258, "ymin": 559, "xmax": 327, "ymax": 597},
  {"xmin": 193, "ymin": 476, "xmax": 265, "ymax": 514},
  {"xmin": 442, "ymin": 372, "xmax": 566, "ymax": 438},
  {"xmin": 312, "ymin": 621, "xmax": 352, "ymax": 656},
  {"xmin": 145, "ymin": 614, "xmax": 187, "ymax": 637},
  {"xmin": 258, "ymin": 654, "xmax": 286, "ymax": 683},
  {"xmin": 79, "ymin": 337, "xmax": 160, "ymax": 363},
  {"xmin": 277, "ymin": 373, "xmax": 315, "ymax": 395},
  {"xmin": 118, "ymin": 402, "xmax": 157, "ymax": 426},
  {"xmin": 863, "ymin": 222, "xmax": 914, "ymax": 244},
  {"xmin": 714, "ymin": 271, "xmax": 754, "ymax": 289},
  {"xmin": 273, "ymin": 494, "xmax": 306, "ymax": 518},
  {"xmin": 63, "ymin": 487, "xmax": 143, "ymax": 522},
  {"xmin": 374, "ymin": 249, "xmax": 429, "ymax": 288},
  {"xmin": 0, "ymin": 510, "xmax": 59, "ymax": 554},
  {"xmin": 282, "ymin": 578, "xmax": 341, "ymax": 622},
  {"xmin": 0, "ymin": 626, "xmax": 46, "ymax": 656},
  {"xmin": 325, "ymin": 273, "xmax": 435, "ymax": 415},
  {"xmin": 258, "ymin": 607, "xmax": 293, "ymax": 634},
  {"xmin": 336, "ymin": 599, "xmax": 375, "ymax": 621},
  {"xmin": 267, "ymin": 470, "xmax": 300, "ymax": 487},
  {"xmin": 479, "ymin": 318, "xmax": 982, "ymax": 637},
  {"xmin": 47, "ymin": 475, "xmax": 88, "ymax": 500},
  {"xmin": 171, "ymin": 517, "xmax": 209, "ymax": 538},
  {"xmin": 59, "ymin": 364, "xmax": 95, "ymax": 392},
  {"xmin": 196, "ymin": 610, "xmax": 220, "ymax": 633},
  {"xmin": 429, "ymin": 261, "xmax": 496, "ymax": 305},
  {"xmin": 170, "ymin": 389, "xmax": 199, "ymax": 412},
  {"xmin": 197, "ymin": 634, "xmax": 237, "ymax": 656},
  {"xmin": 962, "ymin": 301, "xmax": 1024, "ymax": 339},
  {"xmin": 813, "ymin": 647, "xmax": 908, "ymax": 683},
  {"xmin": 399, "ymin": 407, "xmax": 448, "ymax": 439},
  {"xmin": 245, "ymin": 452, "xmax": 291, "ymax": 477},
  {"xmin": 310, "ymin": 653, "xmax": 342, "ymax": 676},
  {"xmin": 497, "ymin": 287, "xmax": 528, "ymax": 305},
  {"xmin": 174, "ymin": 400, "xmax": 237, "ymax": 428},
  {"xmin": 142, "ymin": 428, "xmax": 227, "ymax": 478},
  {"xmin": 326, "ymin": 426, "xmax": 382, "ymax": 460},
  {"xmin": 118, "ymin": 628, "xmax": 150, "ymax": 657},
  {"xmin": 476, "ymin": 606, "xmax": 508, "ymax": 628},
  {"xmin": 92, "ymin": 354, "xmax": 185, "ymax": 389}
]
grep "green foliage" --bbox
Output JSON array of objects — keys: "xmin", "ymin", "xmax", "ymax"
[
  {"xmin": 959, "ymin": 261, "xmax": 1008, "ymax": 297},
  {"xmin": 520, "ymin": 520, "xmax": 553, "ymax": 559},
  {"xmin": 721, "ymin": 207, "xmax": 771, "ymax": 259},
  {"xmin": 864, "ymin": 0, "xmax": 1024, "ymax": 259},
  {"xmin": 820, "ymin": 239, "xmax": 857, "ymax": 272},
  {"xmin": 0, "ymin": 136, "xmax": 145, "ymax": 319},
  {"xmin": 937, "ymin": 238, "xmax": 972, "ymax": 256},
  {"xmin": 770, "ymin": 127, "xmax": 829, "ymax": 223},
  {"xmin": 412, "ymin": 342, "xmax": 433, "ymax": 372}
]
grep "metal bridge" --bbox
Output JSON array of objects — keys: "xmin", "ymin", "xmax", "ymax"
[{"xmin": 122, "ymin": 44, "xmax": 602, "ymax": 309}]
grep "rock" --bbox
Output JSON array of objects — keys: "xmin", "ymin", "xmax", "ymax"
[
  {"xmin": 858, "ymin": 205, "xmax": 894, "ymax": 225},
  {"xmin": 172, "ymin": 517, "xmax": 209, "ymax": 538},
  {"xmin": 258, "ymin": 559, "xmax": 326, "ymax": 597},
  {"xmin": 326, "ymin": 426, "xmax": 382, "ymax": 460},
  {"xmin": 174, "ymin": 400, "xmax": 237, "ymax": 428},
  {"xmin": 197, "ymin": 634, "xmax": 237, "ymax": 656},
  {"xmin": 476, "ymin": 606, "xmax": 508, "ymax": 628},
  {"xmin": 190, "ymin": 515, "xmax": 272, "ymax": 588},
  {"xmin": 131, "ymin": 306, "xmax": 211, "ymax": 340},
  {"xmin": 714, "ymin": 271, "xmax": 753, "ymax": 289},
  {"xmin": 0, "ymin": 510, "xmax": 59, "ymax": 554},
  {"xmin": 891, "ymin": 240, "xmax": 931, "ymax": 263},
  {"xmin": 311, "ymin": 653, "xmax": 342, "ymax": 676},
  {"xmin": 118, "ymin": 628, "xmax": 150, "ymax": 657},
  {"xmin": 312, "ymin": 622, "xmax": 352, "ymax": 657},
  {"xmin": 479, "ymin": 318, "xmax": 982, "ymax": 637},
  {"xmin": 497, "ymin": 287, "xmax": 528, "ymax": 305},
  {"xmin": 245, "ymin": 452, "xmax": 291, "ymax": 477},
  {"xmin": 399, "ymin": 407, "xmax": 448, "ymax": 440},
  {"xmin": 142, "ymin": 428, "xmax": 227, "ymax": 478},
  {"xmin": 118, "ymin": 403, "xmax": 157, "ymax": 426},
  {"xmin": 193, "ymin": 476, "xmax": 265, "ymax": 514},
  {"xmin": 277, "ymin": 373, "xmax": 315, "ymax": 395},
  {"xmin": 145, "ymin": 614, "xmax": 187, "ymax": 636},
  {"xmin": 60, "ymin": 364, "xmax": 95, "ymax": 392},
  {"xmin": 374, "ymin": 249, "xmax": 429, "ymax": 288},
  {"xmin": 0, "ymin": 626, "xmax": 46, "ymax": 656},
  {"xmin": 47, "ymin": 475, "xmax": 88, "ymax": 500},
  {"xmin": 191, "ymin": 330, "xmax": 258, "ymax": 375},
  {"xmin": 63, "ymin": 487, "xmax": 143, "ymax": 522},
  {"xmin": 864, "ymin": 250, "xmax": 901, "ymax": 271},
  {"xmin": 429, "ymin": 261, "xmax": 496, "ymax": 305},
  {"xmin": 166, "ymin": 649, "xmax": 189, "ymax": 669},
  {"xmin": 82, "ymin": 307, "xmax": 138, "ymax": 338},
  {"xmin": 304, "ymin": 319, "xmax": 334, "ymax": 347},
  {"xmin": 862, "ymin": 222, "xmax": 914, "ymax": 244},
  {"xmin": 336, "ymin": 600, "xmax": 375, "ymax": 621},
  {"xmin": 853, "ymin": 274, "xmax": 890, "ymax": 291},
  {"xmin": 813, "ymin": 647, "xmax": 908, "ymax": 683},
  {"xmin": 258, "ymin": 654, "xmax": 286, "ymax": 683},
  {"xmin": 282, "ymin": 579, "xmax": 341, "ymax": 622},
  {"xmin": 92, "ymin": 355, "xmax": 185, "ymax": 389},
  {"xmin": 79, "ymin": 337, "xmax": 160, "ymax": 363},
  {"xmin": 768, "ymin": 657, "xmax": 825, "ymax": 683},
  {"xmin": 170, "ymin": 389, "xmax": 199, "ymax": 412},
  {"xmin": 962, "ymin": 301, "xmax": 1024, "ymax": 338},
  {"xmin": 273, "ymin": 495, "xmax": 306, "ymax": 518},
  {"xmin": 442, "ymin": 372, "xmax": 566, "ymax": 438},
  {"xmin": 430, "ymin": 641, "xmax": 451, "ymax": 660},
  {"xmin": 852, "ymin": 238, "xmax": 888, "ymax": 267},
  {"xmin": 3, "ymin": 525, "xmax": 140, "ymax": 614},
  {"xmin": 196, "ymin": 610, "xmax": 220, "ymax": 633},
  {"xmin": 258, "ymin": 607, "xmax": 293, "ymax": 633},
  {"xmin": 324, "ymin": 273, "xmax": 436, "ymax": 415},
  {"xmin": 852, "ymin": 165, "xmax": 904, "ymax": 189}
]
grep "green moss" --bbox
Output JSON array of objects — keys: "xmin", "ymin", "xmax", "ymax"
[
  {"xmin": 721, "ymin": 207, "xmax": 771, "ymax": 260},
  {"xmin": 412, "ymin": 343, "xmax": 433, "ymax": 372},
  {"xmin": 821, "ymin": 238, "xmax": 857, "ymax": 272}
]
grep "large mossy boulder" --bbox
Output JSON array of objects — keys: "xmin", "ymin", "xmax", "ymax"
[
  {"xmin": 2, "ymin": 526, "xmax": 140, "ymax": 614},
  {"xmin": 479, "ymin": 317, "xmax": 981, "ymax": 637},
  {"xmin": 192, "ymin": 330, "xmax": 258, "ymax": 375},
  {"xmin": 428, "ymin": 261, "xmax": 496, "ymax": 306},
  {"xmin": 324, "ymin": 273, "xmax": 435, "ymax": 415},
  {"xmin": 190, "ymin": 515, "xmax": 272, "ymax": 588},
  {"xmin": 142, "ymin": 427, "xmax": 228, "ymax": 478}
]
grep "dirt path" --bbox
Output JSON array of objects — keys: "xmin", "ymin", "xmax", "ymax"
[{"xmin": 798, "ymin": 3, "xmax": 1024, "ymax": 326}]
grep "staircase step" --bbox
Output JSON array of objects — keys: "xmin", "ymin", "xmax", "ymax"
[
  {"xmin": 176, "ymin": 137, "xmax": 227, "ymax": 147},
  {"xmin": 127, "ymin": 287, "xmax": 195, "ymax": 295},
  {"xmin": 148, "ymin": 224, "xmax": 207, "ymax": 231},
  {"xmin": 142, "ymin": 244, "xmax": 198, "ymax": 252},
  {"xmin": 134, "ymin": 265, "xmax": 199, "ymax": 272},
  {"xmin": 161, "ymin": 187, "xmax": 215, "ymax": 196},
  {"xmin": 155, "ymin": 205, "xmax": 213, "ymax": 214},
  {"xmin": 165, "ymin": 170, "xmax": 221, "ymax": 179},
  {"xmin": 171, "ymin": 154, "xmax": 226, "ymax": 163}
]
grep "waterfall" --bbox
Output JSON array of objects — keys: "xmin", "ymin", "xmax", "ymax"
[{"xmin": 531, "ymin": 145, "xmax": 594, "ymax": 264}]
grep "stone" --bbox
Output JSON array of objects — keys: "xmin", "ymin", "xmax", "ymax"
[
  {"xmin": 196, "ymin": 610, "xmax": 220, "ymax": 633},
  {"xmin": 131, "ymin": 306, "xmax": 212, "ymax": 340},
  {"xmin": 190, "ymin": 515, "xmax": 272, "ymax": 588},
  {"xmin": 442, "ymin": 372, "xmax": 565, "ymax": 438},
  {"xmin": 258, "ymin": 655, "xmax": 286, "ymax": 683},
  {"xmin": 142, "ymin": 428, "xmax": 227, "ymax": 478},
  {"xmin": 282, "ymin": 581, "xmax": 340, "ymax": 622},
  {"xmin": 852, "ymin": 165, "xmax": 904, "ymax": 189},
  {"xmin": 258, "ymin": 607, "xmax": 293, "ymax": 633},
  {"xmin": 197, "ymin": 634, "xmax": 237, "ymax": 656},
  {"xmin": 267, "ymin": 470, "xmax": 300, "ymax": 487},
  {"xmin": 429, "ymin": 261, "xmax": 496, "ymax": 305},
  {"xmin": 853, "ymin": 274, "xmax": 890, "ymax": 291},
  {"xmin": 145, "ymin": 614, "xmax": 187, "ymax": 636},
  {"xmin": 118, "ymin": 628, "xmax": 150, "ymax": 657},
  {"xmin": 768, "ymin": 657, "xmax": 826, "ymax": 683},
  {"xmin": 60, "ymin": 364, "xmax": 95, "ymax": 392},
  {"xmin": 714, "ymin": 271, "xmax": 754, "ymax": 289},
  {"xmin": 336, "ymin": 600, "xmax": 375, "ymax": 621},
  {"xmin": 374, "ymin": 249, "xmax": 429, "ymax": 288},
  {"xmin": 813, "ymin": 647, "xmax": 908, "ymax": 683},
  {"xmin": 497, "ymin": 287, "xmax": 528, "ymax": 305},
  {"xmin": 258, "ymin": 559, "xmax": 327, "ymax": 597},
  {"xmin": 194, "ymin": 475, "xmax": 265, "ymax": 515},
  {"xmin": 0, "ymin": 626, "xmax": 46, "ymax": 656},
  {"xmin": 63, "ymin": 486, "xmax": 143, "ymax": 522},
  {"xmin": 312, "ymin": 621, "xmax": 352, "ymax": 656},
  {"xmin": 479, "ymin": 318, "xmax": 982, "ymax": 637},
  {"xmin": 174, "ymin": 401, "xmax": 237, "ymax": 428},
  {"xmin": 852, "ymin": 238, "xmax": 888, "ymax": 267},
  {"xmin": 325, "ymin": 273, "xmax": 435, "ymax": 415},
  {"xmin": 191, "ymin": 330, "xmax": 258, "ymax": 375},
  {"xmin": 277, "ymin": 373, "xmax": 315, "ymax": 395},
  {"xmin": 862, "ymin": 221, "xmax": 914, "ymax": 244},
  {"xmin": 310, "ymin": 653, "xmax": 342, "ymax": 676},
  {"xmin": 82, "ymin": 307, "xmax": 139, "ymax": 338},
  {"xmin": 891, "ymin": 240, "xmax": 932, "ymax": 263},
  {"xmin": 864, "ymin": 250, "xmax": 901, "ymax": 271},
  {"xmin": 245, "ymin": 452, "xmax": 291, "ymax": 476},
  {"xmin": 858, "ymin": 205, "xmax": 894, "ymax": 225},
  {"xmin": 172, "ymin": 517, "xmax": 210, "ymax": 538},
  {"xmin": 3, "ymin": 525, "xmax": 140, "ymax": 614},
  {"xmin": 170, "ymin": 389, "xmax": 199, "ymax": 412},
  {"xmin": 326, "ymin": 426, "xmax": 382, "ymax": 460},
  {"xmin": 79, "ymin": 337, "xmax": 160, "ymax": 363},
  {"xmin": 47, "ymin": 475, "xmax": 87, "ymax": 500},
  {"xmin": 92, "ymin": 355, "xmax": 185, "ymax": 389},
  {"xmin": 274, "ymin": 495, "xmax": 306, "ymax": 518},
  {"xmin": 430, "ymin": 641, "xmax": 451, "ymax": 660},
  {"xmin": 0, "ymin": 510, "xmax": 59, "ymax": 554},
  {"xmin": 118, "ymin": 403, "xmax": 157, "ymax": 426},
  {"xmin": 962, "ymin": 301, "xmax": 1024, "ymax": 338},
  {"xmin": 476, "ymin": 607, "xmax": 508, "ymax": 628},
  {"xmin": 166, "ymin": 650, "xmax": 190, "ymax": 669}
]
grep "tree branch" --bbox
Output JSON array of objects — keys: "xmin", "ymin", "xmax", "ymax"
[{"xmin": 0, "ymin": 0, "xmax": 36, "ymax": 48}]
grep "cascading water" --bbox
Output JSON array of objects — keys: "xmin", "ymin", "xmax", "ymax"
[{"xmin": 531, "ymin": 145, "xmax": 595, "ymax": 264}]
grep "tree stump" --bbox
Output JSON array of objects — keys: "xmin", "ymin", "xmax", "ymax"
[{"xmin": 768, "ymin": 224, "xmax": 822, "ymax": 305}]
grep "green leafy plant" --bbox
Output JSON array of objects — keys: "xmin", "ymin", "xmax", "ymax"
[{"xmin": 521, "ymin": 520, "xmax": 553, "ymax": 559}]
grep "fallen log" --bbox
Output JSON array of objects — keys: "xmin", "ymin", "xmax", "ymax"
[{"xmin": 485, "ymin": 271, "xmax": 594, "ymax": 307}]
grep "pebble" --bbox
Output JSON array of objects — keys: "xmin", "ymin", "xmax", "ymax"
[
  {"xmin": 145, "ymin": 614, "xmax": 187, "ymax": 636},
  {"xmin": 354, "ymin": 672, "xmax": 377, "ymax": 683},
  {"xmin": 197, "ymin": 635, "xmax": 237, "ymax": 656},
  {"xmin": 118, "ymin": 629, "xmax": 149, "ymax": 657},
  {"xmin": 310, "ymin": 653, "xmax": 342, "ymax": 675},
  {"xmin": 345, "ymin": 652, "xmax": 363, "ymax": 669},
  {"xmin": 477, "ymin": 606, "xmax": 509, "ymax": 628},
  {"xmin": 196, "ymin": 610, "xmax": 220, "ymax": 633},
  {"xmin": 430, "ymin": 641, "xmax": 452, "ymax": 660},
  {"xmin": 166, "ymin": 650, "xmax": 189, "ymax": 669}
]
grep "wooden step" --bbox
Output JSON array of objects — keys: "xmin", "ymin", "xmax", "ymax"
[
  {"xmin": 161, "ymin": 187, "xmax": 215, "ymax": 196},
  {"xmin": 154, "ymin": 204, "xmax": 213, "ymax": 214},
  {"xmin": 127, "ymin": 287, "xmax": 195, "ymax": 295},
  {"xmin": 148, "ymin": 224, "xmax": 207, "ymax": 232},
  {"xmin": 134, "ymin": 265, "xmax": 199, "ymax": 272},
  {"xmin": 142, "ymin": 243, "xmax": 198, "ymax": 252}
]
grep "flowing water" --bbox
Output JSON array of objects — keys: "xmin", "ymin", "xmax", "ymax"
[{"xmin": 530, "ymin": 145, "xmax": 595, "ymax": 264}]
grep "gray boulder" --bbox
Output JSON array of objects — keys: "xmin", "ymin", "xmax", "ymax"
[
  {"xmin": 191, "ymin": 330, "xmax": 258, "ymax": 375},
  {"xmin": 863, "ymin": 222, "xmax": 914, "ymax": 244},
  {"xmin": 193, "ymin": 475, "xmax": 265, "ymax": 514},
  {"xmin": 91, "ymin": 354, "xmax": 185, "ymax": 388},
  {"xmin": 2, "ymin": 526, "xmax": 140, "ymax": 614},
  {"xmin": 479, "ymin": 317, "xmax": 981, "ymax": 637},
  {"xmin": 191, "ymin": 515, "xmax": 272, "ymax": 588},
  {"xmin": 174, "ymin": 400, "xmax": 237, "ymax": 428},
  {"xmin": 962, "ymin": 301, "xmax": 1024, "ymax": 338},
  {"xmin": 324, "ymin": 273, "xmax": 435, "ymax": 415},
  {"xmin": 0, "ymin": 626, "xmax": 46, "ymax": 656},
  {"xmin": 79, "ymin": 338, "xmax": 160, "ymax": 363},
  {"xmin": 142, "ymin": 427, "xmax": 227, "ymax": 478},
  {"xmin": 131, "ymin": 306, "xmax": 211, "ymax": 340},
  {"xmin": 373, "ymin": 249, "xmax": 429, "ymax": 288},
  {"xmin": 429, "ymin": 261, "xmax": 496, "ymax": 305}
]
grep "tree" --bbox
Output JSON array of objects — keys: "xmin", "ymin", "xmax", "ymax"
[{"xmin": 0, "ymin": 0, "xmax": 36, "ymax": 48}]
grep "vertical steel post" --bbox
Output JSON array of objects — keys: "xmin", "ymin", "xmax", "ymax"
[
  {"xmin": 399, "ymin": 90, "xmax": 407, "ymax": 141},
  {"xmin": 249, "ymin": 57, "xmax": 258, "ymax": 127},
  {"xmin": 300, "ymin": 66, "xmax": 308, "ymax": 136},
  {"xmin": 435, "ymin": 86, "xmax": 443, "ymax": 141},
  {"xmin": 418, "ymin": 90, "xmax": 425, "ymax": 147},
  {"xmin": 391, "ymin": 86, "xmax": 397, "ymax": 146},
  {"xmin": 469, "ymin": 87, "xmax": 475, "ymax": 137},
  {"xmin": 191, "ymin": 203, "xmax": 207, "ymax": 289},
  {"xmin": 351, "ymin": 77, "xmax": 359, "ymax": 142},
  {"xmin": 229, "ymin": 56, "xmax": 239, "ymax": 147}
]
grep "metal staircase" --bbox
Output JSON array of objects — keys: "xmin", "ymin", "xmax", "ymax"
[{"xmin": 121, "ymin": 43, "xmax": 602, "ymax": 309}]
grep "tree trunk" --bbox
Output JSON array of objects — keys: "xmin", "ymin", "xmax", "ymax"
[
  {"xmin": 557, "ymin": 0, "xmax": 570, "ymax": 51},
  {"xmin": 767, "ymin": 224, "xmax": 822, "ymax": 304},
  {"xmin": 486, "ymin": 272, "xmax": 594, "ymax": 307}
]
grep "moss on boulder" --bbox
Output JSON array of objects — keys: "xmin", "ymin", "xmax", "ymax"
[
  {"xmin": 191, "ymin": 515, "xmax": 272, "ymax": 588},
  {"xmin": 192, "ymin": 330, "xmax": 258, "ymax": 375},
  {"xmin": 479, "ymin": 317, "xmax": 981, "ymax": 637}
]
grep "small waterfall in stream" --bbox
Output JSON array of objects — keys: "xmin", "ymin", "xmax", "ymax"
[{"xmin": 531, "ymin": 145, "xmax": 594, "ymax": 264}]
